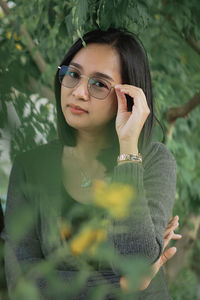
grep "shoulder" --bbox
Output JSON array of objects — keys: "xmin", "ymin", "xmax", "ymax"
[
  {"xmin": 14, "ymin": 139, "xmax": 62, "ymax": 165},
  {"xmin": 12, "ymin": 139, "xmax": 63, "ymax": 181}
]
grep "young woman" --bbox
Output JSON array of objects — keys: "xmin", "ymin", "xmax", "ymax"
[{"xmin": 4, "ymin": 28, "xmax": 181, "ymax": 299}]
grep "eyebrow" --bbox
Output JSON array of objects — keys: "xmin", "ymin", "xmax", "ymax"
[{"xmin": 69, "ymin": 62, "xmax": 114, "ymax": 82}]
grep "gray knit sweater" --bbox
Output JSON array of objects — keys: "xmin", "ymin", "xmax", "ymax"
[{"xmin": 4, "ymin": 139, "xmax": 177, "ymax": 299}]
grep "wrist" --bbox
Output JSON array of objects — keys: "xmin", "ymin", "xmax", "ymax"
[{"xmin": 119, "ymin": 141, "xmax": 139, "ymax": 155}]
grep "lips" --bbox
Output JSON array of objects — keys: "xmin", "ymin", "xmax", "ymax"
[
  {"xmin": 67, "ymin": 104, "xmax": 89, "ymax": 115},
  {"xmin": 68, "ymin": 104, "xmax": 88, "ymax": 113}
]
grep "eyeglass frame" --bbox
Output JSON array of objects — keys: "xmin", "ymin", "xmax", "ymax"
[{"xmin": 58, "ymin": 65, "xmax": 115, "ymax": 100}]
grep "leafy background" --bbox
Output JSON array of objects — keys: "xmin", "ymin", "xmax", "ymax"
[{"xmin": 0, "ymin": 0, "xmax": 200, "ymax": 299}]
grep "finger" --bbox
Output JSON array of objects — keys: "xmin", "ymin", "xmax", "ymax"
[
  {"xmin": 115, "ymin": 84, "xmax": 148, "ymax": 112},
  {"xmin": 164, "ymin": 230, "xmax": 182, "ymax": 249},
  {"xmin": 167, "ymin": 215, "xmax": 179, "ymax": 228},
  {"xmin": 121, "ymin": 88, "xmax": 145, "ymax": 111},
  {"xmin": 165, "ymin": 231, "xmax": 182, "ymax": 239},
  {"xmin": 164, "ymin": 230, "xmax": 174, "ymax": 249},
  {"xmin": 160, "ymin": 247, "xmax": 177, "ymax": 266},
  {"xmin": 140, "ymin": 244, "xmax": 177, "ymax": 291},
  {"xmin": 171, "ymin": 233, "xmax": 182, "ymax": 240},
  {"xmin": 164, "ymin": 222, "xmax": 179, "ymax": 238},
  {"xmin": 166, "ymin": 215, "xmax": 179, "ymax": 227},
  {"xmin": 172, "ymin": 215, "xmax": 179, "ymax": 222},
  {"xmin": 115, "ymin": 86, "xmax": 128, "ymax": 113},
  {"xmin": 120, "ymin": 276, "xmax": 129, "ymax": 291},
  {"xmin": 164, "ymin": 219, "xmax": 179, "ymax": 237},
  {"xmin": 139, "ymin": 278, "xmax": 151, "ymax": 291},
  {"xmin": 164, "ymin": 223, "xmax": 179, "ymax": 237}
]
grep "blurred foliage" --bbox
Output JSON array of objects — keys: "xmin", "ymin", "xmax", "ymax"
[
  {"xmin": 169, "ymin": 267, "xmax": 198, "ymax": 300},
  {"xmin": 3, "ymin": 179, "xmax": 151, "ymax": 299},
  {"xmin": 0, "ymin": 0, "xmax": 200, "ymax": 299},
  {"xmin": 189, "ymin": 235, "xmax": 200, "ymax": 278}
]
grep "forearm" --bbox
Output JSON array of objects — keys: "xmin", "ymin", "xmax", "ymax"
[
  {"xmin": 119, "ymin": 140, "xmax": 139, "ymax": 156},
  {"xmin": 109, "ymin": 142, "xmax": 177, "ymax": 264}
]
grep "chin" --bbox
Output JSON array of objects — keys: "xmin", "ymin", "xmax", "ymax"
[{"xmin": 63, "ymin": 115, "xmax": 88, "ymax": 131}]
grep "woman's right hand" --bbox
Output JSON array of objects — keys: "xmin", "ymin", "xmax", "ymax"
[{"xmin": 120, "ymin": 216, "xmax": 182, "ymax": 291}]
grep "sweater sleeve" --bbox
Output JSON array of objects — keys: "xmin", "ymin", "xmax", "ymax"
[{"xmin": 109, "ymin": 142, "xmax": 177, "ymax": 264}]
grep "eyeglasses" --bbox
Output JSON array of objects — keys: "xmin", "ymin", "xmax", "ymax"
[{"xmin": 58, "ymin": 65, "xmax": 115, "ymax": 100}]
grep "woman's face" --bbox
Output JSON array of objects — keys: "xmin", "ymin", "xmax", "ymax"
[{"xmin": 61, "ymin": 43, "xmax": 122, "ymax": 132}]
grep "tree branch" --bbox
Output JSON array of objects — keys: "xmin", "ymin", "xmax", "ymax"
[
  {"xmin": 0, "ymin": 0, "xmax": 55, "ymax": 103},
  {"xmin": 0, "ymin": 0, "xmax": 9, "ymax": 15},
  {"xmin": 28, "ymin": 76, "xmax": 54, "ymax": 103},
  {"xmin": 0, "ymin": 0, "xmax": 47, "ymax": 74},
  {"xmin": 185, "ymin": 35, "xmax": 200, "ymax": 56},
  {"xmin": 166, "ymin": 92, "xmax": 200, "ymax": 124},
  {"xmin": 19, "ymin": 25, "xmax": 47, "ymax": 74}
]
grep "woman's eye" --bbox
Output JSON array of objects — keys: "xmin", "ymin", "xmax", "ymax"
[
  {"xmin": 92, "ymin": 79, "xmax": 108, "ymax": 89},
  {"xmin": 68, "ymin": 71, "xmax": 80, "ymax": 79}
]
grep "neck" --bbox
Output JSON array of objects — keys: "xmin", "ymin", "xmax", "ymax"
[{"xmin": 75, "ymin": 127, "xmax": 111, "ymax": 161}]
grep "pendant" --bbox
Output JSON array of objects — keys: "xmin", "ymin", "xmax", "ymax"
[
  {"xmin": 80, "ymin": 170, "xmax": 92, "ymax": 188},
  {"xmin": 81, "ymin": 178, "xmax": 92, "ymax": 188}
]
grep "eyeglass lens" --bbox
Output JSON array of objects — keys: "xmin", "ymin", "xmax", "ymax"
[{"xmin": 59, "ymin": 65, "xmax": 112, "ymax": 99}]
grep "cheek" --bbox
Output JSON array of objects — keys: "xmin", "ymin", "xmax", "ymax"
[
  {"xmin": 96, "ymin": 94, "xmax": 118, "ymax": 122},
  {"xmin": 61, "ymin": 88, "xmax": 66, "ymax": 106},
  {"xmin": 61, "ymin": 87, "xmax": 70, "ymax": 111},
  {"xmin": 60, "ymin": 89, "xmax": 71, "ymax": 122}
]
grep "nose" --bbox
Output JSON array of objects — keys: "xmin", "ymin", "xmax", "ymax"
[{"xmin": 72, "ymin": 77, "xmax": 90, "ymax": 101}]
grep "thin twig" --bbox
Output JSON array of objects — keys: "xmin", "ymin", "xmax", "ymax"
[{"xmin": 0, "ymin": 0, "xmax": 47, "ymax": 74}]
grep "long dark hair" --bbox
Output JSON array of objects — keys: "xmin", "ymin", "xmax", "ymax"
[{"xmin": 55, "ymin": 28, "xmax": 157, "ymax": 170}]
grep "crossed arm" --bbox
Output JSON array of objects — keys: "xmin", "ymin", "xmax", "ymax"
[{"xmin": 120, "ymin": 215, "xmax": 182, "ymax": 291}]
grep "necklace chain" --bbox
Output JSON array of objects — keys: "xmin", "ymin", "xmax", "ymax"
[
  {"xmin": 68, "ymin": 147, "xmax": 111, "ymax": 188},
  {"xmin": 69, "ymin": 147, "xmax": 94, "ymax": 188}
]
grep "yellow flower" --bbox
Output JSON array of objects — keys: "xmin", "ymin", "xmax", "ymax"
[
  {"xmin": 70, "ymin": 227, "xmax": 107, "ymax": 256},
  {"xmin": 46, "ymin": 104, "xmax": 51, "ymax": 110},
  {"xmin": 58, "ymin": 219, "xmax": 72, "ymax": 241},
  {"xmin": 93, "ymin": 180, "xmax": 135, "ymax": 219},
  {"xmin": 14, "ymin": 33, "xmax": 20, "ymax": 41},
  {"xmin": 6, "ymin": 32, "xmax": 20, "ymax": 41},
  {"xmin": 15, "ymin": 43, "xmax": 22, "ymax": 51},
  {"xmin": 154, "ymin": 14, "xmax": 160, "ymax": 20},
  {"xmin": 6, "ymin": 31, "xmax": 12, "ymax": 39},
  {"xmin": 88, "ymin": 229, "xmax": 107, "ymax": 255},
  {"xmin": 180, "ymin": 54, "xmax": 187, "ymax": 64}
]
